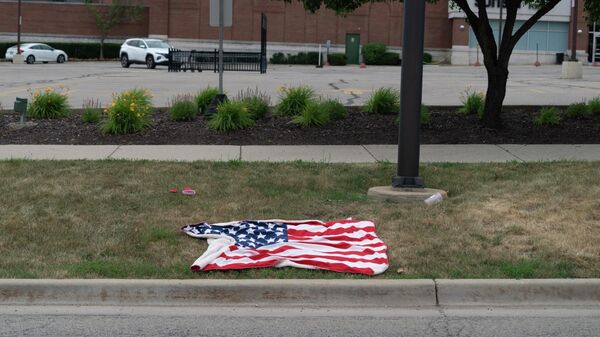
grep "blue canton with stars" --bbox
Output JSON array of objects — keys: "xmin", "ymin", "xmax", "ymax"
[{"xmin": 186, "ymin": 221, "xmax": 289, "ymax": 249}]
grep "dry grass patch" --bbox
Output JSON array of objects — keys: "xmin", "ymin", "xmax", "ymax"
[{"xmin": 0, "ymin": 160, "xmax": 598, "ymax": 279}]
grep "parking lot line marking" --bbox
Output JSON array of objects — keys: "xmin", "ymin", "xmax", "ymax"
[{"xmin": 529, "ymin": 89, "xmax": 545, "ymax": 94}]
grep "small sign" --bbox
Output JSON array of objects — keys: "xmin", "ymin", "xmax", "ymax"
[
  {"xmin": 326, "ymin": 40, "xmax": 331, "ymax": 49},
  {"xmin": 210, "ymin": 0, "xmax": 233, "ymax": 27}
]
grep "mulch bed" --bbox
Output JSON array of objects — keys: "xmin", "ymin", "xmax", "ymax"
[{"xmin": 1, "ymin": 107, "xmax": 599, "ymax": 145}]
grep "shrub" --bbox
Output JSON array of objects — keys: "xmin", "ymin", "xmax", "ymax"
[
  {"xmin": 270, "ymin": 52, "xmax": 287, "ymax": 64},
  {"xmin": 101, "ymin": 88, "xmax": 153, "ymax": 134},
  {"xmin": 236, "ymin": 87, "xmax": 271, "ymax": 120},
  {"xmin": 327, "ymin": 53, "xmax": 347, "ymax": 66},
  {"xmin": 421, "ymin": 104, "xmax": 431, "ymax": 126},
  {"xmin": 566, "ymin": 102, "xmax": 592, "ymax": 119},
  {"xmin": 292, "ymin": 101, "xmax": 331, "ymax": 127},
  {"xmin": 27, "ymin": 86, "xmax": 70, "ymax": 119},
  {"xmin": 587, "ymin": 97, "xmax": 600, "ymax": 116},
  {"xmin": 320, "ymin": 99, "xmax": 347, "ymax": 120},
  {"xmin": 379, "ymin": 52, "xmax": 401, "ymax": 65},
  {"xmin": 362, "ymin": 43, "xmax": 387, "ymax": 65},
  {"xmin": 81, "ymin": 98, "xmax": 102, "ymax": 123},
  {"xmin": 170, "ymin": 94, "xmax": 198, "ymax": 121},
  {"xmin": 208, "ymin": 100, "xmax": 254, "ymax": 132},
  {"xmin": 459, "ymin": 88, "xmax": 485, "ymax": 118},
  {"xmin": 423, "ymin": 52, "xmax": 433, "ymax": 64},
  {"xmin": 275, "ymin": 86, "xmax": 316, "ymax": 116},
  {"xmin": 364, "ymin": 87, "xmax": 400, "ymax": 115},
  {"xmin": 82, "ymin": 108, "xmax": 101, "ymax": 123},
  {"xmin": 196, "ymin": 86, "xmax": 220, "ymax": 114},
  {"xmin": 534, "ymin": 107, "xmax": 561, "ymax": 126}
]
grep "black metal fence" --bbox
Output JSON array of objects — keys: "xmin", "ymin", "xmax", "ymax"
[
  {"xmin": 168, "ymin": 13, "xmax": 267, "ymax": 74},
  {"xmin": 167, "ymin": 49, "xmax": 266, "ymax": 73}
]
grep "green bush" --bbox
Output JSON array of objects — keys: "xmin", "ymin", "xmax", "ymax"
[
  {"xmin": 196, "ymin": 86, "xmax": 220, "ymax": 114},
  {"xmin": 587, "ymin": 97, "xmax": 600, "ymax": 116},
  {"xmin": 269, "ymin": 52, "xmax": 320, "ymax": 65},
  {"xmin": 208, "ymin": 100, "xmax": 254, "ymax": 132},
  {"xmin": 320, "ymin": 99, "xmax": 347, "ymax": 120},
  {"xmin": 27, "ymin": 87, "xmax": 70, "ymax": 119},
  {"xmin": 459, "ymin": 88, "xmax": 485, "ymax": 118},
  {"xmin": 364, "ymin": 87, "xmax": 400, "ymax": 115},
  {"xmin": 82, "ymin": 108, "xmax": 101, "ymax": 123},
  {"xmin": 170, "ymin": 94, "xmax": 198, "ymax": 121},
  {"xmin": 423, "ymin": 52, "xmax": 433, "ymax": 64},
  {"xmin": 421, "ymin": 104, "xmax": 431, "ymax": 126},
  {"xmin": 379, "ymin": 52, "xmax": 401, "ymax": 66},
  {"xmin": 566, "ymin": 102, "xmax": 592, "ymax": 119},
  {"xmin": 102, "ymin": 88, "xmax": 153, "ymax": 134},
  {"xmin": 292, "ymin": 101, "xmax": 331, "ymax": 127},
  {"xmin": 534, "ymin": 107, "xmax": 561, "ymax": 126},
  {"xmin": 362, "ymin": 43, "xmax": 387, "ymax": 65},
  {"xmin": 327, "ymin": 53, "xmax": 347, "ymax": 66},
  {"xmin": 275, "ymin": 86, "xmax": 316, "ymax": 116},
  {"xmin": 270, "ymin": 52, "xmax": 287, "ymax": 64},
  {"xmin": 243, "ymin": 96, "xmax": 270, "ymax": 120}
]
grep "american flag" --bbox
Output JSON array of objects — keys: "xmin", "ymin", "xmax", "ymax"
[{"xmin": 181, "ymin": 219, "xmax": 389, "ymax": 275}]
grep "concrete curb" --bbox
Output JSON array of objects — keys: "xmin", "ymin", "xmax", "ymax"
[
  {"xmin": 2, "ymin": 279, "xmax": 600, "ymax": 307},
  {"xmin": 436, "ymin": 279, "xmax": 600, "ymax": 306},
  {"xmin": 0, "ymin": 279, "xmax": 435, "ymax": 308}
]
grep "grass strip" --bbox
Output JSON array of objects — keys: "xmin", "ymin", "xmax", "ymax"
[{"xmin": 0, "ymin": 160, "xmax": 598, "ymax": 279}]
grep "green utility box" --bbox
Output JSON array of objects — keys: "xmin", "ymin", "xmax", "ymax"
[{"xmin": 14, "ymin": 97, "xmax": 28, "ymax": 123}]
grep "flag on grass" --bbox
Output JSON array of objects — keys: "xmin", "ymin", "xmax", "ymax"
[{"xmin": 181, "ymin": 219, "xmax": 389, "ymax": 275}]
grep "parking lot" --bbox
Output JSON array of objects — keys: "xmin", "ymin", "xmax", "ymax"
[{"xmin": 1, "ymin": 61, "xmax": 600, "ymax": 109}]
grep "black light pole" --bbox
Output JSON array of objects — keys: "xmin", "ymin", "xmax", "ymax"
[
  {"xmin": 393, "ymin": 0, "xmax": 426, "ymax": 188},
  {"xmin": 17, "ymin": 0, "xmax": 22, "ymax": 54},
  {"xmin": 570, "ymin": 0, "xmax": 579, "ymax": 61}
]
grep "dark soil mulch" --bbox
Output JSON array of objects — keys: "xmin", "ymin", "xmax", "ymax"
[{"xmin": 1, "ymin": 107, "xmax": 599, "ymax": 145}]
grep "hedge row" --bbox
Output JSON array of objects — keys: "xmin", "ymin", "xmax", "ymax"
[
  {"xmin": 270, "ymin": 52, "xmax": 321, "ymax": 65},
  {"xmin": 0, "ymin": 42, "xmax": 122, "ymax": 60},
  {"xmin": 362, "ymin": 43, "xmax": 400, "ymax": 65}
]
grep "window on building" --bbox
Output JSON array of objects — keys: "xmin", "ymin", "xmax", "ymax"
[{"xmin": 469, "ymin": 20, "xmax": 569, "ymax": 52}]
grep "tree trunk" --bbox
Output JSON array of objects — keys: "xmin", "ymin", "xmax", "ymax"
[
  {"xmin": 100, "ymin": 38, "xmax": 105, "ymax": 61},
  {"xmin": 482, "ymin": 63, "xmax": 509, "ymax": 129}
]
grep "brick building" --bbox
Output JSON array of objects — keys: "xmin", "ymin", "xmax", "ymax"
[{"xmin": 0, "ymin": 0, "xmax": 593, "ymax": 64}]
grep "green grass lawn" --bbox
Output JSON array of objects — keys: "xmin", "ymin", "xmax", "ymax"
[{"xmin": 0, "ymin": 160, "xmax": 599, "ymax": 279}]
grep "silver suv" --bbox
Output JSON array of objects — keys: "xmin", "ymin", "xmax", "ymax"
[{"xmin": 119, "ymin": 38, "xmax": 171, "ymax": 69}]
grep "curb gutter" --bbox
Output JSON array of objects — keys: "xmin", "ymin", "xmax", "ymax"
[{"xmin": 1, "ymin": 279, "xmax": 599, "ymax": 307}]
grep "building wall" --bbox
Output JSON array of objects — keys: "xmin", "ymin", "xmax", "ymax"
[
  {"xmin": 0, "ymin": 2, "xmax": 149, "ymax": 39},
  {"xmin": 0, "ymin": 0, "xmax": 450, "ymax": 48}
]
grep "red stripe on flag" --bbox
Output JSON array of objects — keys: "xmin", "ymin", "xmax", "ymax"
[{"xmin": 286, "ymin": 226, "xmax": 376, "ymax": 237}]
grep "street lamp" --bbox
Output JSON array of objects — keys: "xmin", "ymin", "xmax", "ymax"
[{"xmin": 368, "ymin": 0, "xmax": 446, "ymax": 202}]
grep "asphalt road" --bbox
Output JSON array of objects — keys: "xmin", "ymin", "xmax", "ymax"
[
  {"xmin": 1, "ymin": 62, "xmax": 600, "ymax": 109},
  {"xmin": 2, "ymin": 305, "xmax": 599, "ymax": 337}
]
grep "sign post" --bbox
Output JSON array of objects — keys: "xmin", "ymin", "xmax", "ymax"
[{"xmin": 206, "ymin": 0, "xmax": 232, "ymax": 115}]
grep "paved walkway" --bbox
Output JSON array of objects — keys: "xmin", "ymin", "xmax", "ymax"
[{"xmin": 0, "ymin": 144, "xmax": 599, "ymax": 162}]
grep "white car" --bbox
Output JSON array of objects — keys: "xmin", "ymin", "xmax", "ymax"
[
  {"xmin": 119, "ymin": 38, "xmax": 171, "ymax": 69},
  {"xmin": 5, "ymin": 43, "xmax": 68, "ymax": 64}
]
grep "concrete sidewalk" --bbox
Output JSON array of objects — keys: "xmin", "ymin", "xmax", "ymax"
[
  {"xmin": 1, "ymin": 279, "xmax": 600, "ymax": 308},
  {"xmin": 0, "ymin": 144, "xmax": 599, "ymax": 162}
]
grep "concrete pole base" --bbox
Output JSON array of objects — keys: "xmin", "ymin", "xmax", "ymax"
[
  {"xmin": 561, "ymin": 61, "xmax": 583, "ymax": 79},
  {"xmin": 367, "ymin": 186, "xmax": 447, "ymax": 203},
  {"xmin": 12, "ymin": 54, "xmax": 24, "ymax": 64}
]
